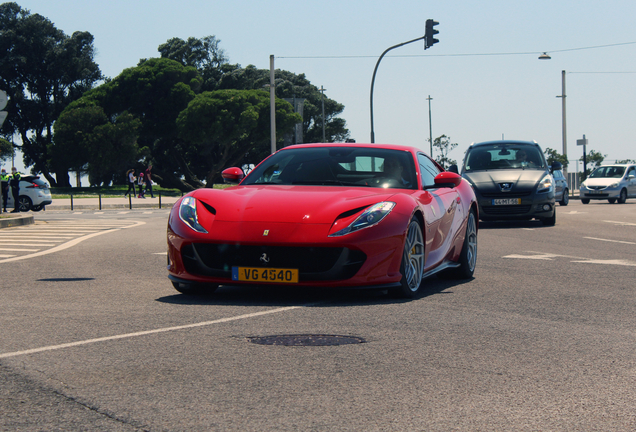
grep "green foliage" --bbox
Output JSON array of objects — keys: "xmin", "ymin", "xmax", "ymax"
[
  {"xmin": 432, "ymin": 135, "xmax": 458, "ymax": 169},
  {"xmin": 544, "ymin": 148, "xmax": 569, "ymax": 168},
  {"xmin": 0, "ymin": 137, "xmax": 13, "ymax": 162},
  {"xmin": 616, "ymin": 159, "xmax": 636, "ymax": 164},
  {"xmin": 0, "ymin": 2, "xmax": 102, "ymax": 186},
  {"xmin": 177, "ymin": 89, "xmax": 301, "ymax": 185},
  {"xmin": 158, "ymin": 36, "xmax": 227, "ymax": 91}
]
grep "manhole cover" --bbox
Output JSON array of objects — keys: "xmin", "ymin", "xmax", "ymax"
[{"xmin": 248, "ymin": 334, "xmax": 366, "ymax": 346}]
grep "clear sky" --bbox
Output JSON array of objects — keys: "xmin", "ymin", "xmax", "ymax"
[{"xmin": 12, "ymin": 0, "xmax": 636, "ymax": 174}]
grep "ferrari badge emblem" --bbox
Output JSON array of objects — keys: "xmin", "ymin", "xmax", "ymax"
[{"xmin": 263, "ymin": 230, "xmax": 269, "ymax": 236}]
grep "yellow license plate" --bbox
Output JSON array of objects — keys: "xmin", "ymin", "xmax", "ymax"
[{"xmin": 232, "ymin": 267, "xmax": 299, "ymax": 283}]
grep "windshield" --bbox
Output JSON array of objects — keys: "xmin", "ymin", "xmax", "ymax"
[
  {"xmin": 589, "ymin": 166, "xmax": 626, "ymax": 178},
  {"xmin": 465, "ymin": 144, "xmax": 546, "ymax": 171},
  {"xmin": 242, "ymin": 147, "xmax": 417, "ymax": 190}
]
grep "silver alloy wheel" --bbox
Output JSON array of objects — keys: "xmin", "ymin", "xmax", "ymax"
[
  {"xmin": 403, "ymin": 220, "xmax": 425, "ymax": 291},
  {"xmin": 465, "ymin": 212, "xmax": 478, "ymax": 273}
]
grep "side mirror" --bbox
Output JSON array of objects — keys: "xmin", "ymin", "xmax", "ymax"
[
  {"xmin": 447, "ymin": 164, "xmax": 459, "ymax": 174},
  {"xmin": 221, "ymin": 167, "xmax": 245, "ymax": 184},
  {"xmin": 422, "ymin": 172, "xmax": 462, "ymax": 190},
  {"xmin": 550, "ymin": 161, "xmax": 563, "ymax": 172}
]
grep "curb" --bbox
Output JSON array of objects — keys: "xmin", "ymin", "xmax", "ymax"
[
  {"xmin": 0, "ymin": 214, "xmax": 34, "ymax": 228},
  {"xmin": 48, "ymin": 204, "xmax": 176, "ymax": 210}
]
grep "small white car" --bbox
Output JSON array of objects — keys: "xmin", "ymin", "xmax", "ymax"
[
  {"xmin": 5, "ymin": 175, "xmax": 53, "ymax": 211},
  {"xmin": 579, "ymin": 164, "xmax": 636, "ymax": 204}
]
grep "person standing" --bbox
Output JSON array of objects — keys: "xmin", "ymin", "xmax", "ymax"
[
  {"xmin": 0, "ymin": 168, "xmax": 9, "ymax": 212},
  {"xmin": 137, "ymin": 172, "xmax": 145, "ymax": 198},
  {"xmin": 124, "ymin": 168, "xmax": 136, "ymax": 197},
  {"xmin": 9, "ymin": 167, "xmax": 21, "ymax": 212},
  {"xmin": 144, "ymin": 164, "xmax": 154, "ymax": 198}
]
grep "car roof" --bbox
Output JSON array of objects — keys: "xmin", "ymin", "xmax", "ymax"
[
  {"xmin": 468, "ymin": 140, "xmax": 540, "ymax": 148},
  {"xmin": 282, "ymin": 142, "xmax": 424, "ymax": 154},
  {"xmin": 598, "ymin": 164, "xmax": 635, "ymax": 167}
]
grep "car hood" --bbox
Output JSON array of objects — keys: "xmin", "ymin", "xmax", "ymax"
[
  {"xmin": 192, "ymin": 185, "xmax": 401, "ymax": 224},
  {"xmin": 463, "ymin": 169, "xmax": 547, "ymax": 193},
  {"xmin": 582, "ymin": 178, "xmax": 623, "ymax": 187}
]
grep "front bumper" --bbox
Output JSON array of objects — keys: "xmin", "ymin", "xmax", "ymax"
[
  {"xmin": 475, "ymin": 191, "xmax": 555, "ymax": 221},
  {"xmin": 579, "ymin": 187, "xmax": 621, "ymax": 199}
]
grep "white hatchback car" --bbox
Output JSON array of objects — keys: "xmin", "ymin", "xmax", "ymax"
[
  {"xmin": 579, "ymin": 164, "xmax": 636, "ymax": 204},
  {"xmin": 5, "ymin": 175, "xmax": 53, "ymax": 212}
]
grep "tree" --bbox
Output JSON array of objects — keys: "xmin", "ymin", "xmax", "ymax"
[
  {"xmin": 55, "ymin": 58, "xmax": 203, "ymax": 189},
  {"xmin": 52, "ymin": 99, "xmax": 141, "ymax": 185},
  {"xmin": 176, "ymin": 89, "xmax": 301, "ymax": 185},
  {"xmin": 432, "ymin": 135, "xmax": 457, "ymax": 169},
  {"xmin": 158, "ymin": 36, "xmax": 227, "ymax": 91},
  {"xmin": 544, "ymin": 147, "xmax": 569, "ymax": 168},
  {"xmin": 616, "ymin": 159, "xmax": 636, "ymax": 164},
  {"xmin": 0, "ymin": 2, "xmax": 102, "ymax": 186},
  {"xmin": 0, "ymin": 137, "xmax": 12, "ymax": 162}
]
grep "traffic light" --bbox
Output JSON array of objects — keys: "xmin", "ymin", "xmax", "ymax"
[{"xmin": 425, "ymin": 19, "xmax": 439, "ymax": 49}]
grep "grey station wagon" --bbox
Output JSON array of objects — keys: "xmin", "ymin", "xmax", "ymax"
[{"xmin": 450, "ymin": 140, "xmax": 560, "ymax": 226}]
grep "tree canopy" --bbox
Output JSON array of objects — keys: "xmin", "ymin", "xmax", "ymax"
[
  {"xmin": 544, "ymin": 148, "xmax": 569, "ymax": 169},
  {"xmin": 0, "ymin": 2, "xmax": 102, "ymax": 186}
]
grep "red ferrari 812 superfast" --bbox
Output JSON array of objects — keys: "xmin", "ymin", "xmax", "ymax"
[{"xmin": 167, "ymin": 143, "xmax": 478, "ymax": 298}]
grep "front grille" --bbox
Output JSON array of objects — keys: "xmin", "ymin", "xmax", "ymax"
[
  {"xmin": 481, "ymin": 192, "xmax": 532, "ymax": 198},
  {"xmin": 583, "ymin": 193, "xmax": 608, "ymax": 197},
  {"xmin": 482, "ymin": 205, "xmax": 532, "ymax": 215},
  {"xmin": 181, "ymin": 243, "xmax": 366, "ymax": 282}
]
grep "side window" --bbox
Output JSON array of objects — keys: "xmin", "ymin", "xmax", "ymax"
[
  {"xmin": 627, "ymin": 167, "xmax": 636, "ymax": 177},
  {"xmin": 417, "ymin": 153, "xmax": 440, "ymax": 187}
]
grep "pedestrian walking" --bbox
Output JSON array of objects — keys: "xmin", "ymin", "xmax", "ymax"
[
  {"xmin": 0, "ymin": 168, "xmax": 9, "ymax": 212},
  {"xmin": 124, "ymin": 168, "xmax": 136, "ymax": 197},
  {"xmin": 137, "ymin": 172, "xmax": 145, "ymax": 198},
  {"xmin": 9, "ymin": 167, "xmax": 21, "ymax": 212},
  {"xmin": 144, "ymin": 164, "xmax": 154, "ymax": 198}
]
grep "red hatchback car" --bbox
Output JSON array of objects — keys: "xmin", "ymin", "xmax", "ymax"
[{"xmin": 167, "ymin": 143, "xmax": 478, "ymax": 298}]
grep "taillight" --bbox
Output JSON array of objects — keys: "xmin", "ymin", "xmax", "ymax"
[{"xmin": 26, "ymin": 182, "xmax": 38, "ymax": 188}]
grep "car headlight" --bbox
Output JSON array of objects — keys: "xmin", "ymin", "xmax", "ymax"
[
  {"xmin": 537, "ymin": 174, "xmax": 553, "ymax": 193},
  {"xmin": 179, "ymin": 196, "xmax": 208, "ymax": 233},
  {"xmin": 329, "ymin": 202, "xmax": 395, "ymax": 237},
  {"xmin": 608, "ymin": 182, "xmax": 619, "ymax": 188}
]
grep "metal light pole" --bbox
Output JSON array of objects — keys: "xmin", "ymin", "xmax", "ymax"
[
  {"xmin": 320, "ymin": 86, "xmax": 327, "ymax": 142},
  {"xmin": 369, "ymin": 36, "xmax": 426, "ymax": 143},
  {"xmin": 556, "ymin": 70, "xmax": 567, "ymax": 178},
  {"xmin": 427, "ymin": 95, "xmax": 433, "ymax": 156},
  {"xmin": 269, "ymin": 55, "xmax": 276, "ymax": 154}
]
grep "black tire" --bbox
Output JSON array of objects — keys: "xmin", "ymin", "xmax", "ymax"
[
  {"xmin": 559, "ymin": 189, "xmax": 569, "ymax": 206},
  {"xmin": 392, "ymin": 218, "xmax": 425, "ymax": 298},
  {"xmin": 581, "ymin": 198, "xmax": 590, "ymax": 204},
  {"xmin": 542, "ymin": 209, "xmax": 556, "ymax": 226},
  {"xmin": 31, "ymin": 204, "xmax": 44, "ymax": 212},
  {"xmin": 608, "ymin": 198, "xmax": 616, "ymax": 204},
  {"xmin": 17, "ymin": 195, "xmax": 32, "ymax": 212},
  {"xmin": 171, "ymin": 281, "xmax": 218, "ymax": 295},
  {"xmin": 454, "ymin": 210, "xmax": 478, "ymax": 278},
  {"xmin": 618, "ymin": 188, "xmax": 627, "ymax": 204}
]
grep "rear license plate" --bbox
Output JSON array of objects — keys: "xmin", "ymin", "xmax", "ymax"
[
  {"xmin": 492, "ymin": 198, "xmax": 521, "ymax": 205},
  {"xmin": 232, "ymin": 267, "xmax": 299, "ymax": 283}
]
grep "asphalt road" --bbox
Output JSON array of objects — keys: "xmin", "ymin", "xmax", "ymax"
[{"xmin": 1, "ymin": 201, "xmax": 635, "ymax": 431}]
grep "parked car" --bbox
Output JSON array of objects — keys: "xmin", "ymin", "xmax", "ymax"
[
  {"xmin": 579, "ymin": 164, "xmax": 636, "ymax": 204},
  {"xmin": 167, "ymin": 143, "xmax": 479, "ymax": 298},
  {"xmin": 450, "ymin": 140, "xmax": 559, "ymax": 226},
  {"xmin": 552, "ymin": 166, "xmax": 569, "ymax": 206},
  {"xmin": 5, "ymin": 175, "xmax": 52, "ymax": 212}
]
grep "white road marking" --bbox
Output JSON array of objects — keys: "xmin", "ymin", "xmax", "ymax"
[
  {"xmin": 0, "ymin": 306, "xmax": 301, "ymax": 359},
  {"xmin": 0, "ymin": 248, "xmax": 40, "ymax": 252},
  {"xmin": 503, "ymin": 251, "xmax": 636, "ymax": 266},
  {"xmin": 604, "ymin": 220, "xmax": 636, "ymax": 226},
  {"xmin": 565, "ymin": 211, "xmax": 586, "ymax": 214},
  {"xmin": 584, "ymin": 237, "xmax": 636, "ymax": 245},
  {"xmin": 0, "ymin": 254, "xmax": 15, "ymax": 258},
  {"xmin": 153, "ymin": 252, "xmax": 167, "ymax": 255},
  {"xmin": 0, "ymin": 243, "xmax": 58, "ymax": 247},
  {"xmin": 0, "ymin": 220, "xmax": 146, "ymax": 264},
  {"xmin": 570, "ymin": 259, "xmax": 636, "ymax": 267}
]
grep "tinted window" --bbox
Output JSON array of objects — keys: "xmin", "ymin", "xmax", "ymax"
[
  {"xmin": 589, "ymin": 166, "xmax": 625, "ymax": 179},
  {"xmin": 417, "ymin": 153, "xmax": 440, "ymax": 187},
  {"xmin": 243, "ymin": 147, "xmax": 417, "ymax": 190},
  {"xmin": 465, "ymin": 144, "xmax": 545, "ymax": 171}
]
